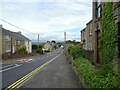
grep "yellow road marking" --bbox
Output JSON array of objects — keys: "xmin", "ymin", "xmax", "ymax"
[{"xmin": 5, "ymin": 53, "xmax": 62, "ymax": 90}]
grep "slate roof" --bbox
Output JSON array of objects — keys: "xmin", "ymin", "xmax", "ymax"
[
  {"xmin": 2, "ymin": 28, "xmax": 30, "ymax": 41},
  {"xmin": 12, "ymin": 32, "xmax": 30, "ymax": 41}
]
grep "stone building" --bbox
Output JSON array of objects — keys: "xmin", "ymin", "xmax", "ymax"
[
  {"xmin": 93, "ymin": 0, "xmax": 120, "ymax": 64},
  {"xmin": 81, "ymin": 20, "xmax": 94, "ymax": 51},
  {"xmin": 0, "ymin": 25, "xmax": 32, "ymax": 59},
  {"xmin": 81, "ymin": 0, "xmax": 120, "ymax": 64}
]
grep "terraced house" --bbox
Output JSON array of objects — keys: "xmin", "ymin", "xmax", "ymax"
[
  {"xmin": 0, "ymin": 25, "xmax": 32, "ymax": 59},
  {"xmin": 81, "ymin": 20, "xmax": 94, "ymax": 51},
  {"xmin": 81, "ymin": 0, "xmax": 120, "ymax": 64}
]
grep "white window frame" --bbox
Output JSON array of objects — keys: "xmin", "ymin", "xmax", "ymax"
[
  {"xmin": 6, "ymin": 45, "xmax": 11, "ymax": 52},
  {"xmin": 5, "ymin": 35, "xmax": 11, "ymax": 41}
]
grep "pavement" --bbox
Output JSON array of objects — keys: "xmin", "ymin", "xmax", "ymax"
[
  {"xmin": 20, "ymin": 53, "xmax": 84, "ymax": 88},
  {"xmin": 1, "ymin": 55, "xmax": 41, "ymax": 64}
]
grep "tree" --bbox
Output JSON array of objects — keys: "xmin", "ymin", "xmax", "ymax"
[{"xmin": 51, "ymin": 40, "xmax": 56, "ymax": 44}]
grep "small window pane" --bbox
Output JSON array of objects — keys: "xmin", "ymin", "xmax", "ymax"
[
  {"xmin": 5, "ymin": 35, "xmax": 11, "ymax": 41},
  {"xmin": 97, "ymin": 0, "xmax": 101, "ymax": 7},
  {"xmin": 6, "ymin": 45, "xmax": 11, "ymax": 52},
  {"xmin": 97, "ymin": 7, "xmax": 100, "ymax": 17}
]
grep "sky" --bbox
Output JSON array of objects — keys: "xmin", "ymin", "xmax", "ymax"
[{"xmin": 0, "ymin": 0, "xmax": 92, "ymax": 42}]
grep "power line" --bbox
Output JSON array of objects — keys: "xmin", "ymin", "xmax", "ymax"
[
  {"xmin": 0, "ymin": 19, "xmax": 37, "ymax": 35},
  {"xmin": 0, "ymin": 19, "xmax": 81, "ymax": 42},
  {"xmin": 0, "ymin": 19, "xmax": 77, "ymax": 34},
  {"xmin": 73, "ymin": 2, "xmax": 91, "ymax": 7}
]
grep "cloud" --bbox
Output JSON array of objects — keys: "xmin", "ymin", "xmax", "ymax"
[
  {"xmin": 1, "ymin": 0, "xmax": 92, "ymax": 3},
  {"xmin": 0, "ymin": 0, "xmax": 92, "ymax": 42}
]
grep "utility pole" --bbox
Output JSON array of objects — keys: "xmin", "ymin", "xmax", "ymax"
[
  {"xmin": 38, "ymin": 34, "xmax": 40, "ymax": 49},
  {"xmin": 64, "ymin": 32, "xmax": 66, "ymax": 49},
  {"xmin": 64, "ymin": 32, "xmax": 66, "ymax": 43},
  {"xmin": 64, "ymin": 32, "xmax": 67, "ymax": 57}
]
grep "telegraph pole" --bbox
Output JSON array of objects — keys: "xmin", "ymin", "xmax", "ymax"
[
  {"xmin": 64, "ymin": 32, "xmax": 66, "ymax": 43},
  {"xmin": 38, "ymin": 34, "xmax": 40, "ymax": 49},
  {"xmin": 64, "ymin": 32, "xmax": 67, "ymax": 57},
  {"xmin": 64, "ymin": 32, "xmax": 66, "ymax": 48}
]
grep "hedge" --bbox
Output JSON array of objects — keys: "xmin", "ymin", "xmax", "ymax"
[{"xmin": 73, "ymin": 57, "xmax": 119, "ymax": 88}]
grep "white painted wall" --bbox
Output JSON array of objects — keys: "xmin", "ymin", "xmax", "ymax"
[
  {"xmin": 29, "ymin": 41, "xmax": 32, "ymax": 53},
  {"xmin": 25, "ymin": 41, "xmax": 28, "ymax": 52},
  {"xmin": 25, "ymin": 41, "xmax": 32, "ymax": 53},
  {"xmin": 13, "ymin": 46, "xmax": 15, "ymax": 53},
  {"xmin": 44, "ymin": 43, "xmax": 51, "ymax": 51}
]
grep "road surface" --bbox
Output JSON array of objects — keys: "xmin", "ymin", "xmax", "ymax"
[{"xmin": 1, "ymin": 48, "xmax": 63, "ymax": 89}]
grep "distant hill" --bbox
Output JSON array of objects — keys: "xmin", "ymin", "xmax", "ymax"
[
  {"xmin": 32, "ymin": 41, "xmax": 64, "ymax": 45},
  {"xmin": 32, "ymin": 41, "xmax": 45, "ymax": 44}
]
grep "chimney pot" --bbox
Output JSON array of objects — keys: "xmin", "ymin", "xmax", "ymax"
[
  {"xmin": 18, "ymin": 31, "xmax": 21, "ymax": 34},
  {"xmin": 0, "ymin": 24, "xmax": 3, "ymax": 27}
]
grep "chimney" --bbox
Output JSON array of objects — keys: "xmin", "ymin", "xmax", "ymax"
[
  {"xmin": 0, "ymin": 24, "xmax": 2, "ymax": 31},
  {"xmin": 0, "ymin": 24, "xmax": 2, "ymax": 27},
  {"xmin": 17, "ymin": 31, "xmax": 21, "ymax": 34}
]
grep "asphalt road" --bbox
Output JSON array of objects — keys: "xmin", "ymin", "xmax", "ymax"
[{"xmin": 1, "ymin": 47, "xmax": 63, "ymax": 89}]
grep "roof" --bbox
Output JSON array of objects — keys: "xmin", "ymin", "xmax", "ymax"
[
  {"xmin": 12, "ymin": 32, "xmax": 30, "ymax": 41},
  {"xmin": 81, "ymin": 28, "xmax": 86, "ymax": 32},
  {"xmin": 86, "ymin": 20, "xmax": 92, "ymax": 25},
  {"xmin": 2, "ymin": 28, "xmax": 30, "ymax": 41}
]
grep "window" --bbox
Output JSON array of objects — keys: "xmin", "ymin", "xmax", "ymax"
[
  {"xmin": 97, "ymin": 0, "xmax": 101, "ymax": 17},
  {"xmin": 81, "ymin": 32, "xmax": 83, "ymax": 41},
  {"xmin": 6, "ymin": 45, "xmax": 11, "ymax": 52},
  {"xmin": 97, "ymin": 0, "xmax": 101, "ymax": 7},
  {"xmin": 97, "ymin": 7, "xmax": 101, "ymax": 17},
  {"xmin": 89, "ymin": 29, "xmax": 92, "ymax": 36},
  {"xmin": 89, "ymin": 25, "xmax": 92, "ymax": 36},
  {"xmin": 5, "ymin": 35, "xmax": 11, "ymax": 41},
  {"xmin": 17, "ymin": 40, "xmax": 21, "ymax": 45}
]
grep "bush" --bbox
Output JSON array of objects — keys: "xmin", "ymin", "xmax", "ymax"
[
  {"xmin": 32, "ymin": 44, "xmax": 38, "ymax": 50},
  {"xmin": 73, "ymin": 57, "xmax": 119, "ymax": 88},
  {"xmin": 32, "ymin": 44, "xmax": 43, "ymax": 50},
  {"xmin": 16, "ymin": 46, "xmax": 27, "ymax": 54},
  {"xmin": 38, "ymin": 44, "xmax": 43, "ymax": 49},
  {"xmin": 36, "ymin": 48, "xmax": 43, "ymax": 54},
  {"xmin": 68, "ymin": 45, "xmax": 85, "ymax": 59}
]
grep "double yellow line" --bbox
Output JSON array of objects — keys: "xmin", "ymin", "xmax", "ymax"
[{"xmin": 5, "ymin": 53, "xmax": 61, "ymax": 90}]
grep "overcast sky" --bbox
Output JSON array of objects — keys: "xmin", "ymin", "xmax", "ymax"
[{"xmin": 0, "ymin": 0, "xmax": 92, "ymax": 42}]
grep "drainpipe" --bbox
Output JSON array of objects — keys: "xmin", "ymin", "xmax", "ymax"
[{"xmin": 93, "ymin": 1, "xmax": 101, "ymax": 65}]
